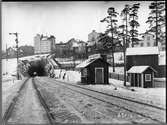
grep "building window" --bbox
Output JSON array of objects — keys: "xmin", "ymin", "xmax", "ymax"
[
  {"xmin": 145, "ymin": 74, "xmax": 151, "ymax": 81},
  {"xmin": 147, "ymin": 36, "xmax": 150, "ymax": 41},
  {"xmin": 147, "ymin": 42, "xmax": 150, "ymax": 46}
]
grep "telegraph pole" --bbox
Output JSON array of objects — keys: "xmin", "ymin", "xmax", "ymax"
[
  {"xmin": 9, "ymin": 32, "xmax": 19, "ymax": 80},
  {"xmin": 6, "ymin": 44, "xmax": 8, "ymax": 75}
]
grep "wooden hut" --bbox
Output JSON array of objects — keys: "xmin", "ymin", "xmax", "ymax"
[
  {"xmin": 127, "ymin": 66, "xmax": 157, "ymax": 88},
  {"xmin": 76, "ymin": 54, "xmax": 110, "ymax": 84},
  {"xmin": 126, "ymin": 47, "xmax": 159, "ymax": 77}
]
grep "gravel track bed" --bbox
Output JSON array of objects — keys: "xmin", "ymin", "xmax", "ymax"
[
  {"xmin": 36, "ymin": 77, "xmax": 159, "ymax": 124},
  {"xmin": 34, "ymin": 78, "xmax": 84, "ymax": 123},
  {"xmin": 40, "ymin": 77, "xmax": 165, "ymax": 123}
]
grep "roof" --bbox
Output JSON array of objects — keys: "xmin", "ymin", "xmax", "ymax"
[
  {"xmin": 76, "ymin": 58, "xmax": 97, "ymax": 68},
  {"xmin": 127, "ymin": 66, "xmax": 157, "ymax": 74},
  {"xmin": 126, "ymin": 47, "xmax": 159, "ymax": 56},
  {"xmin": 76, "ymin": 57, "xmax": 110, "ymax": 69}
]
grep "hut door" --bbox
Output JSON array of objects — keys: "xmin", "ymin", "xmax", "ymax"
[{"xmin": 95, "ymin": 68, "xmax": 104, "ymax": 84}]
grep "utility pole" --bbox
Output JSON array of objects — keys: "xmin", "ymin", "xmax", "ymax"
[
  {"xmin": 73, "ymin": 47, "xmax": 75, "ymax": 70},
  {"xmin": 6, "ymin": 44, "xmax": 8, "ymax": 75},
  {"xmin": 9, "ymin": 32, "xmax": 19, "ymax": 80}
]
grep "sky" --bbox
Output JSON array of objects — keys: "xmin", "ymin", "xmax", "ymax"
[{"xmin": 2, "ymin": 1, "xmax": 152, "ymax": 51}]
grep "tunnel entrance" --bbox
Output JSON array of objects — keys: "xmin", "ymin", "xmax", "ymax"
[{"xmin": 27, "ymin": 60, "xmax": 47, "ymax": 77}]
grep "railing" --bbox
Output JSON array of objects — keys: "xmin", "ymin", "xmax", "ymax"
[
  {"xmin": 109, "ymin": 72, "xmax": 166, "ymax": 88},
  {"xmin": 109, "ymin": 72, "xmax": 128, "ymax": 81}
]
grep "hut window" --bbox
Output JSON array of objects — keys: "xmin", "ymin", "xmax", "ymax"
[
  {"xmin": 145, "ymin": 74, "xmax": 151, "ymax": 81},
  {"xmin": 83, "ymin": 68, "xmax": 87, "ymax": 76}
]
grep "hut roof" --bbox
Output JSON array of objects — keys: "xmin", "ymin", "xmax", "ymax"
[
  {"xmin": 76, "ymin": 58, "xmax": 98, "ymax": 68},
  {"xmin": 76, "ymin": 57, "xmax": 110, "ymax": 69},
  {"xmin": 127, "ymin": 65, "xmax": 157, "ymax": 74},
  {"xmin": 126, "ymin": 47, "xmax": 159, "ymax": 56}
]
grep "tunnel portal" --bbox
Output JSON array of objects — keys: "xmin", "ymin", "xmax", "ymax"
[{"xmin": 27, "ymin": 60, "xmax": 48, "ymax": 77}]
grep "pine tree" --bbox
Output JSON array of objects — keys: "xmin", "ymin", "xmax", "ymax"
[
  {"xmin": 99, "ymin": 7, "xmax": 119, "ymax": 72},
  {"xmin": 120, "ymin": 4, "xmax": 131, "ymax": 47},
  {"xmin": 146, "ymin": 1, "xmax": 165, "ymax": 46},
  {"xmin": 129, "ymin": 3, "xmax": 140, "ymax": 47}
]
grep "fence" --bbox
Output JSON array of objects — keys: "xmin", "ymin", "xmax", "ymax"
[
  {"xmin": 109, "ymin": 72, "xmax": 128, "ymax": 81},
  {"xmin": 109, "ymin": 72, "xmax": 166, "ymax": 88},
  {"xmin": 154, "ymin": 79, "xmax": 166, "ymax": 88}
]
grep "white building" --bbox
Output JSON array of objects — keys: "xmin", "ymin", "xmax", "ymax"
[
  {"xmin": 139, "ymin": 32, "xmax": 156, "ymax": 47},
  {"xmin": 87, "ymin": 30, "xmax": 100, "ymax": 46},
  {"xmin": 34, "ymin": 34, "xmax": 55, "ymax": 54},
  {"xmin": 137, "ymin": 32, "xmax": 165, "ymax": 51}
]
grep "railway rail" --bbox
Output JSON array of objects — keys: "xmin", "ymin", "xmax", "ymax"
[
  {"xmin": 59, "ymin": 80, "xmax": 165, "ymax": 110},
  {"xmin": 36, "ymin": 77, "xmax": 165, "ymax": 123},
  {"xmin": 3, "ymin": 78, "xmax": 53, "ymax": 125},
  {"xmin": 3, "ymin": 78, "xmax": 29, "ymax": 124},
  {"xmin": 32, "ymin": 78, "xmax": 55, "ymax": 125}
]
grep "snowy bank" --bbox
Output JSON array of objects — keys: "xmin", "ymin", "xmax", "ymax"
[{"xmin": 2, "ymin": 78, "xmax": 27, "ymax": 116}]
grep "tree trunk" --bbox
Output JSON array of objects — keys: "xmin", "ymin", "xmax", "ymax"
[
  {"xmin": 123, "ymin": 37, "xmax": 126, "ymax": 86},
  {"xmin": 155, "ymin": 1, "xmax": 158, "ymax": 46},
  {"xmin": 112, "ymin": 49, "xmax": 115, "ymax": 72}
]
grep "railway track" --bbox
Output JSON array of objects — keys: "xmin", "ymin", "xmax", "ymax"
[
  {"xmin": 36, "ymin": 77, "xmax": 165, "ymax": 123},
  {"xmin": 3, "ymin": 78, "xmax": 53, "ymax": 125},
  {"xmin": 3, "ymin": 78, "xmax": 29, "ymax": 124},
  {"xmin": 32, "ymin": 78, "xmax": 55, "ymax": 125}
]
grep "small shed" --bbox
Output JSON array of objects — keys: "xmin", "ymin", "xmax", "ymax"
[
  {"xmin": 76, "ymin": 54, "xmax": 110, "ymax": 84},
  {"xmin": 127, "ymin": 66, "xmax": 157, "ymax": 88},
  {"xmin": 126, "ymin": 47, "xmax": 159, "ymax": 77}
]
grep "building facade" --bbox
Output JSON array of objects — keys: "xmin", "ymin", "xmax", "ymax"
[
  {"xmin": 137, "ymin": 32, "xmax": 165, "ymax": 51},
  {"xmin": 34, "ymin": 34, "xmax": 55, "ymax": 54},
  {"xmin": 139, "ymin": 32, "xmax": 156, "ymax": 47},
  {"xmin": 88, "ymin": 30, "xmax": 100, "ymax": 46}
]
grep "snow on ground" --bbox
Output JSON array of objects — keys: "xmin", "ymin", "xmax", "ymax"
[
  {"xmin": 55, "ymin": 70, "xmax": 166, "ymax": 109},
  {"xmin": 2, "ymin": 58, "xmax": 27, "ymax": 116},
  {"xmin": 2, "ymin": 58, "xmax": 17, "ymax": 76},
  {"xmin": 2, "ymin": 75, "xmax": 16, "ymax": 83},
  {"xmin": 54, "ymin": 69, "xmax": 81, "ymax": 83},
  {"xmin": 2, "ymin": 78, "xmax": 26, "ymax": 116}
]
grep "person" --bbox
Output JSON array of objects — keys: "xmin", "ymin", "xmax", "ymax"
[{"xmin": 63, "ymin": 72, "xmax": 66, "ymax": 80}]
